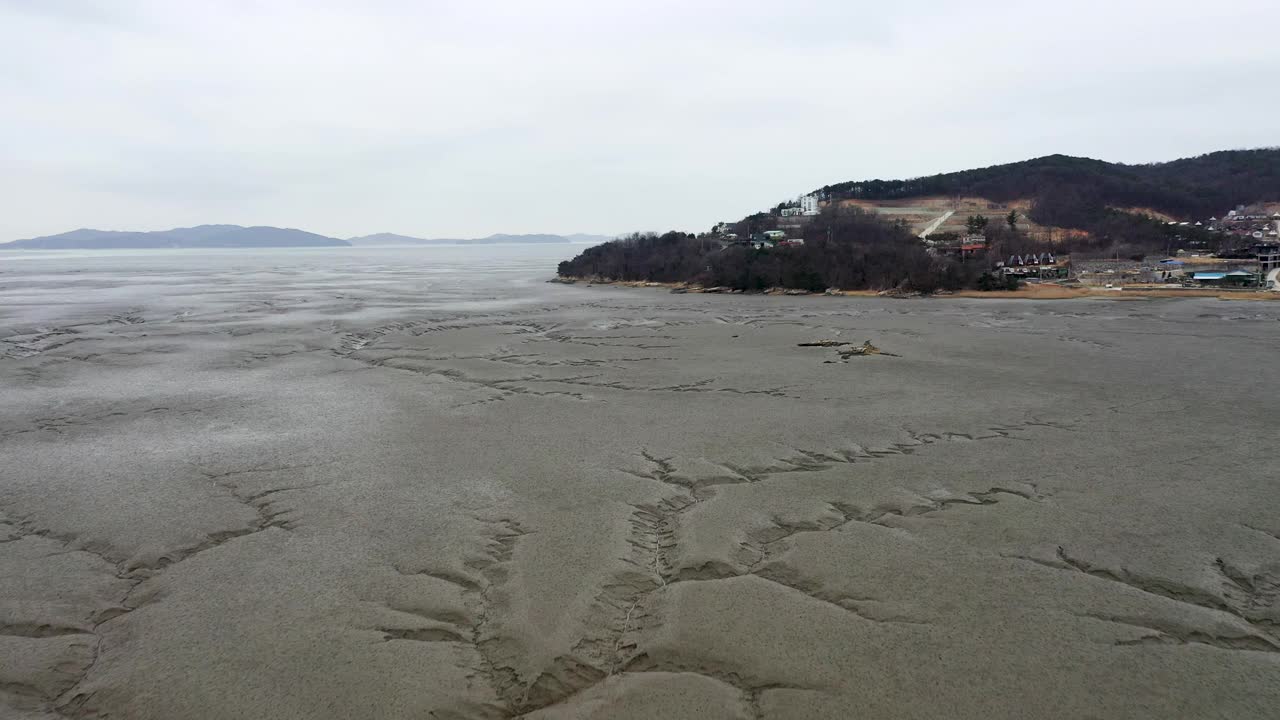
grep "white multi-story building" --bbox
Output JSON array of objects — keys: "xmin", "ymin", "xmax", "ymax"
[{"xmin": 780, "ymin": 193, "xmax": 822, "ymax": 217}]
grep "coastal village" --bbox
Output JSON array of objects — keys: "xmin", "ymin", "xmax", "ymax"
[{"xmin": 712, "ymin": 195, "xmax": 1280, "ymax": 293}]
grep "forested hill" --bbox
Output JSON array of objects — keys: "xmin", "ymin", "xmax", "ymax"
[
  {"xmin": 558, "ymin": 209, "xmax": 985, "ymax": 293},
  {"xmin": 822, "ymin": 149, "xmax": 1280, "ymax": 219},
  {"xmin": 555, "ymin": 148, "xmax": 1280, "ymax": 294}
]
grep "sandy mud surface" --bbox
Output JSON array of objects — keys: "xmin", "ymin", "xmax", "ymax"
[{"xmin": 3, "ymin": 246, "xmax": 1280, "ymax": 719}]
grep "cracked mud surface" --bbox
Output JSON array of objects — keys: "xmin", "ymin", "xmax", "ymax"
[{"xmin": 3, "ymin": 246, "xmax": 1280, "ymax": 719}]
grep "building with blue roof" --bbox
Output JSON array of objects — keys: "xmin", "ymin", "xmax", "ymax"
[{"xmin": 1192, "ymin": 270, "xmax": 1257, "ymax": 287}]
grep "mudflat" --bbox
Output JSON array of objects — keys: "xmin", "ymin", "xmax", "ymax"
[{"xmin": 3, "ymin": 246, "xmax": 1280, "ymax": 719}]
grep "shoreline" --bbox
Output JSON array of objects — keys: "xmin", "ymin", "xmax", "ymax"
[{"xmin": 552, "ymin": 276, "xmax": 1280, "ymax": 301}]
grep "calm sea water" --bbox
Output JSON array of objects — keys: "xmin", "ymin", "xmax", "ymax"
[
  {"xmin": 0, "ymin": 244, "xmax": 593, "ymax": 326},
  {"xmin": 0, "ymin": 243, "xmax": 585, "ymax": 276}
]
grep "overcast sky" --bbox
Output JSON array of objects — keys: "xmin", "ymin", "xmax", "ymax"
[{"xmin": 2, "ymin": 0, "xmax": 1277, "ymax": 241}]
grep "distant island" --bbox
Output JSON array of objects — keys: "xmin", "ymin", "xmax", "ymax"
[
  {"xmin": 558, "ymin": 149, "xmax": 1280, "ymax": 294},
  {"xmin": 1, "ymin": 226, "xmax": 614, "ymax": 250},
  {"xmin": 3, "ymin": 225, "xmax": 350, "ymax": 249}
]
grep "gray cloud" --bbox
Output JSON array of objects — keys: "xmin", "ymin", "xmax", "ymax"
[{"xmin": 2, "ymin": 0, "xmax": 1277, "ymax": 240}]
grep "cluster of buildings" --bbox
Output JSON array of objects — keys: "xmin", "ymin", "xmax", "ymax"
[
  {"xmin": 1073, "ymin": 257, "xmax": 1273, "ymax": 289},
  {"xmin": 981, "ymin": 203, "xmax": 1280, "ymax": 290},
  {"xmin": 997, "ymin": 252, "xmax": 1071, "ymax": 279},
  {"xmin": 1156, "ymin": 205, "xmax": 1280, "ymax": 288},
  {"xmin": 749, "ymin": 230, "xmax": 805, "ymax": 249},
  {"xmin": 928, "ymin": 234, "xmax": 1072, "ymax": 279},
  {"xmin": 1192, "ymin": 208, "xmax": 1280, "ymax": 241},
  {"xmin": 1166, "ymin": 206, "xmax": 1280, "ymax": 255},
  {"xmin": 931, "ymin": 229, "xmax": 1275, "ymax": 290},
  {"xmin": 711, "ymin": 221, "xmax": 808, "ymax": 249},
  {"xmin": 708, "ymin": 225, "xmax": 806, "ymax": 250},
  {"xmin": 710, "ymin": 199, "xmax": 1279, "ymax": 290},
  {"xmin": 931, "ymin": 234, "xmax": 988, "ymax": 259}
]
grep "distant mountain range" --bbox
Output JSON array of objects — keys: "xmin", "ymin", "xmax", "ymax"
[
  {"xmin": 1, "ymin": 227, "xmax": 613, "ymax": 250},
  {"xmin": 3, "ymin": 225, "xmax": 349, "ymax": 249},
  {"xmin": 345, "ymin": 233, "xmax": 613, "ymax": 246}
]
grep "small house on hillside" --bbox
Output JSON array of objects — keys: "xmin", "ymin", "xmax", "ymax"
[{"xmin": 935, "ymin": 242, "xmax": 986, "ymax": 260}]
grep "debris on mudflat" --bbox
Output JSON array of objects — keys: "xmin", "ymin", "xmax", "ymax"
[
  {"xmin": 801, "ymin": 338, "xmax": 900, "ymax": 361},
  {"xmin": 838, "ymin": 340, "xmax": 900, "ymax": 358},
  {"xmin": 798, "ymin": 340, "xmax": 850, "ymax": 347}
]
